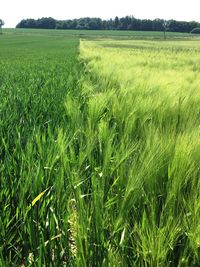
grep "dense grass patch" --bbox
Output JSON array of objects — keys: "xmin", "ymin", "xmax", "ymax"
[
  {"xmin": 0, "ymin": 33, "xmax": 82, "ymax": 266},
  {"xmin": 1, "ymin": 30, "xmax": 200, "ymax": 266},
  {"xmin": 79, "ymin": 39, "xmax": 200, "ymax": 266}
]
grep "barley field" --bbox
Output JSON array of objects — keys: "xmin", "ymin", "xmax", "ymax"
[
  {"xmin": 0, "ymin": 30, "xmax": 200, "ymax": 266},
  {"xmin": 80, "ymin": 38, "xmax": 200, "ymax": 266}
]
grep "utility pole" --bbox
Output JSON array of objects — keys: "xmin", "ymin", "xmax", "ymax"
[{"xmin": 163, "ymin": 20, "xmax": 169, "ymax": 40}]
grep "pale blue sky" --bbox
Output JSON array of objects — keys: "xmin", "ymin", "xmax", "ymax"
[{"xmin": 1, "ymin": 0, "xmax": 200, "ymax": 28}]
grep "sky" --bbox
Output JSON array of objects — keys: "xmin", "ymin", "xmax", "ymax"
[{"xmin": 1, "ymin": 0, "xmax": 200, "ymax": 28}]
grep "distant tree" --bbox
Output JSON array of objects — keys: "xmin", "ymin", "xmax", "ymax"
[
  {"xmin": 101, "ymin": 20, "xmax": 107, "ymax": 30},
  {"xmin": 76, "ymin": 18, "xmax": 89, "ymax": 30},
  {"xmin": 16, "ymin": 17, "xmax": 56, "ymax": 29},
  {"xmin": 16, "ymin": 16, "xmax": 200, "ymax": 33},
  {"xmin": 188, "ymin": 21, "xmax": 200, "ymax": 32},
  {"xmin": 0, "ymin": 19, "xmax": 4, "ymax": 34},
  {"xmin": 87, "ymin": 18, "xmax": 102, "ymax": 30},
  {"xmin": 141, "ymin": 19, "xmax": 153, "ymax": 31},
  {"xmin": 107, "ymin": 19, "xmax": 114, "ymax": 30},
  {"xmin": 114, "ymin": 16, "xmax": 119, "ymax": 29},
  {"xmin": 37, "ymin": 17, "xmax": 56, "ymax": 29},
  {"xmin": 129, "ymin": 17, "xmax": 140, "ymax": 30},
  {"xmin": 191, "ymin": 27, "xmax": 200, "ymax": 34},
  {"xmin": 118, "ymin": 17, "xmax": 129, "ymax": 30},
  {"xmin": 152, "ymin": 19, "xmax": 164, "ymax": 31}
]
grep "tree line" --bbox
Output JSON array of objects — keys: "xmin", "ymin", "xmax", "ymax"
[
  {"xmin": 16, "ymin": 16, "xmax": 200, "ymax": 33},
  {"xmin": 0, "ymin": 19, "xmax": 4, "ymax": 34}
]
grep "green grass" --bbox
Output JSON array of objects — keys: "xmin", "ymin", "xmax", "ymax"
[
  {"xmin": 80, "ymin": 38, "xmax": 200, "ymax": 266},
  {"xmin": 1, "ymin": 29, "xmax": 200, "ymax": 266},
  {"xmin": 3, "ymin": 28, "xmax": 198, "ymax": 40},
  {"xmin": 0, "ymin": 32, "xmax": 82, "ymax": 266}
]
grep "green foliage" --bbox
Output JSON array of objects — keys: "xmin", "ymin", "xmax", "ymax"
[
  {"xmin": 191, "ymin": 27, "xmax": 200, "ymax": 34},
  {"xmin": 0, "ymin": 19, "xmax": 4, "ymax": 34},
  {"xmin": 16, "ymin": 17, "xmax": 56, "ymax": 29},
  {"xmin": 16, "ymin": 16, "xmax": 200, "ymax": 33},
  {"xmin": 0, "ymin": 19, "xmax": 4, "ymax": 27}
]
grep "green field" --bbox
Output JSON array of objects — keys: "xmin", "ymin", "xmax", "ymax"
[
  {"xmin": 1, "ymin": 29, "xmax": 200, "ymax": 266},
  {"xmin": 3, "ymin": 28, "xmax": 198, "ymax": 39}
]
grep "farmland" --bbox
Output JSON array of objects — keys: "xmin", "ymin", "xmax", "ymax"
[
  {"xmin": 3, "ymin": 28, "xmax": 195, "ymax": 39},
  {"xmin": 0, "ymin": 30, "xmax": 200, "ymax": 266}
]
